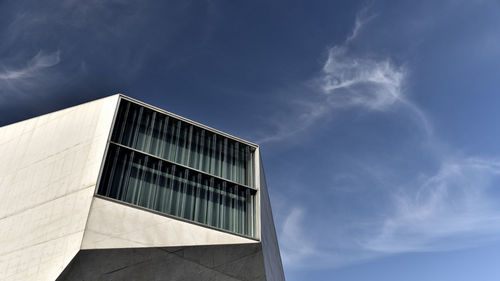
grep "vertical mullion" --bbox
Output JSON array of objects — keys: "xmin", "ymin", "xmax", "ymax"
[
  {"xmin": 199, "ymin": 130, "xmax": 206, "ymax": 171},
  {"xmin": 152, "ymin": 161, "xmax": 162, "ymax": 211},
  {"xmin": 206, "ymin": 178, "xmax": 214, "ymax": 226},
  {"xmin": 120, "ymin": 151, "xmax": 135, "ymax": 201},
  {"xmin": 104, "ymin": 146, "xmax": 120, "ymax": 197},
  {"xmin": 193, "ymin": 129, "xmax": 200, "ymax": 169},
  {"xmin": 214, "ymin": 181, "xmax": 220, "ymax": 229},
  {"xmin": 235, "ymin": 142, "xmax": 240, "ymax": 184},
  {"xmin": 244, "ymin": 146, "xmax": 250, "ymax": 186},
  {"xmin": 217, "ymin": 137, "xmax": 222, "ymax": 178},
  {"xmin": 167, "ymin": 119, "xmax": 176, "ymax": 161},
  {"xmin": 229, "ymin": 186, "xmax": 235, "ymax": 233},
  {"xmin": 146, "ymin": 111, "xmax": 156, "ymax": 153},
  {"xmin": 245, "ymin": 189, "xmax": 250, "ymax": 236},
  {"xmin": 179, "ymin": 169, "xmax": 189, "ymax": 218},
  {"xmin": 186, "ymin": 125, "xmax": 193, "ymax": 167},
  {"xmin": 240, "ymin": 188, "xmax": 245, "ymax": 234},
  {"xmin": 153, "ymin": 117, "xmax": 163, "ymax": 156},
  {"xmin": 166, "ymin": 165, "xmax": 176, "ymax": 214},
  {"xmin": 113, "ymin": 151, "xmax": 128, "ymax": 199},
  {"xmin": 116, "ymin": 101, "xmax": 130, "ymax": 144},
  {"xmin": 145, "ymin": 162, "xmax": 155, "ymax": 208},
  {"xmin": 234, "ymin": 186, "xmax": 239, "ymax": 234},
  {"xmin": 220, "ymin": 181, "xmax": 226, "ymax": 229},
  {"xmin": 249, "ymin": 149, "xmax": 254, "ymax": 188},
  {"xmin": 125, "ymin": 106, "xmax": 138, "ymax": 146},
  {"xmin": 200, "ymin": 176, "xmax": 208, "ymax": 224},
  {"xmin": 188, "ymin": 174, "xmax": 196, "ymax": 221},
  {"xmin": 129, "ymin": 158, "xmax": 142, "ymax": 204},
  {"xmin": 135, "ymin": 156, "xmax": 148, "ymax": 205},
  {"xmin": 223, "ymin": 138, "xmax": 228, "ymax": 179},
  {"xmin": 163, "ymin": 166, "xmax": 172, "ymax": 213},
  {"xmin": 210, "ymin": 134, "xmax": 216, "ymax": 175},
  {"xmin": 132, "ymin": 107, "xmax": 144, "ymax": 148},
  {"xmin": 173, "ymin": 121, "xmax": 182, "ymax": 162},
  {"xmin": 160, "ymin": 116, "xmax": 170, "ymax": 159},
  {"xmin": 180, "ymin": 124, "xmax": 188, "ymax": 165},
  {"xmin": 230, "ymin": 141, "xmax": 235, "ymax": 182}
]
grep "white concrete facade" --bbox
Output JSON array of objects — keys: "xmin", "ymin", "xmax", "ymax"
[
  {"xmin": 0, "ymin": 95, "xmax": 119, "ymax": 281},
  {"xmin": 0, "ymin": 95, "xmax": 285, "ymax": 281}
]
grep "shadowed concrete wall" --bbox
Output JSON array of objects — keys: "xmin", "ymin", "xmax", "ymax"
[
  {"xmin": 57, "ymin": 244, "xmax": 267, "ymax": 281},
  {"xmin": 259, "ymin": 160, "xmax": 286, "ymax": 281}
]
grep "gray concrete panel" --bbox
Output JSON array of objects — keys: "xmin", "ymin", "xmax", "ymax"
[
  {"xmin": 259, "ymin": 160, "xmax": 286, "ymax": 281},
  {"xmin": 57, "ymin": 244, "xmax": 267, "ymax": 281}
]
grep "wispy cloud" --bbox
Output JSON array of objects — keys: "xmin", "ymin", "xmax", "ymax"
[
  {"xmin": 0, "ymin": 50, "xmax": 61, "ymax": 103},
  {"xmin": 280, "ymin": 208, "xmax": 318, "ymax": 266},
  {"xmin": 320, "ymin": 44, "xmax": 432, "ymax": 135},
  {"xmin": 280, "ymin": 157, "xmax": 500, "ymax": 270},
  {"xmin": 345, "ymin": 5, "xmax": 377, "ymax": 43},
  {"xmin": 321, "ymin": 46, "xmax": 405, "ymax": 111},
  {"xmin": 275, "ymin": 6, "xmax": 500, "ymax": 271},
  {"xmin": 365, "ymin": 157, "xmax": 500, "ymax": 253},
  {"xmin": 0, "ymin": 50, "xmax": 60, "ymax": 80},
  {"xmin": 256, "ymin": 7, "xmax": 425, "ymax": 144}
]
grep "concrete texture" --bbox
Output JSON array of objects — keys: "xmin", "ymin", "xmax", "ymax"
[
  {"xmin": 57, "ymin": 244, "xmax": 267, "ymax": 281},
  {"xmin": 259, "ymin": 160, "xmax": 286, "ymax": 281},
  {"xmin": 0, "ymin": 95, "xmax": 119, "ymax": 281},
  {"xmin": 0, "ymin": 94, "xmax": 285, "ymax": 281},
  {"xmin": 82, "ymin": 197, "xmax": 258, "ymax": 249}
]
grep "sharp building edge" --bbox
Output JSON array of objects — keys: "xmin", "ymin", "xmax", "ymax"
[{"xmin": 0, "ymin": 94, "xmax": 285, "ymax": 281}]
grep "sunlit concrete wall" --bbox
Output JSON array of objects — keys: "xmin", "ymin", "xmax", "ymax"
[
  {"xmin": 81, "ymin": 197, "xmax": 257, "ymax": 249},
  {"xmin": 0, "ymin": 95, "xmax": 119, "ymax": 281}
]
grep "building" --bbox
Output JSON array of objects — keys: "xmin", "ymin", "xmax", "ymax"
[{"xmin": 0, "ymin": 94, "xmax": 285, "ymax": 281}]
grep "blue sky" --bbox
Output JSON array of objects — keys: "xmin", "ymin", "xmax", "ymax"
[{"xmin": 2, "ymin": 1, "xmax": 500, "ymax": 280}]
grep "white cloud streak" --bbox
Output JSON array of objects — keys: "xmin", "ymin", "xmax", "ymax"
[
  {"xmin": 276, "ymin": 7, "xmax": 500, "ymax": 271},
  {"xmin": 364, "ymin": 158, "xmax": 500, "ymax": 253},
  {"xmin": 345, "ymin": 6, "xmax": 376, "ymax": 43},
  {"xmin": 279, "ymin": 208, "xmax": 318, "ymax": 266},
  {"xmin": 280, "ymin": 157, "xmax": 500, "ymax": 270},
  {"xmin": 321, "ymin": 46, "xmax": 404, "ymax": 111},
  {"xmin": 257, "ymin": 7, "xmax": 432, "ymax": 144},
  {"xmin": 0, "ymin": 50, "xmax": 60, "ymax": 80},
  {"xmin": 0, "ymin": 50, "xmax": 61, "ymax": 103}
]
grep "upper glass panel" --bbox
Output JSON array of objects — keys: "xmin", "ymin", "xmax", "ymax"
[{"xmin": 111, "ymin": 99, "xmax": 255, "ymax": 187}]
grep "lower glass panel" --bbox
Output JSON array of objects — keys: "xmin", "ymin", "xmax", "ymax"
[{"xmin": 97, "ymin": 144, "xmax": 256, "ymax": 237}]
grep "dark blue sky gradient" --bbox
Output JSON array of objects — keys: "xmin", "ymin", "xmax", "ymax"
[{"xmin": 2, "ymin": 1, "xmax": 500, "ymax": 280}]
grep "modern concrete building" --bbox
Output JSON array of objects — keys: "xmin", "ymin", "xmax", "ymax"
[{"xmin": 0, "ymin": 94, "xmax": 285, "ymax": 281}]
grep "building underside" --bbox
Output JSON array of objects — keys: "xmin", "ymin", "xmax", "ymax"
[{"xmin": 58, "ymin": 244, "xmax": 266, "ymax": 281}]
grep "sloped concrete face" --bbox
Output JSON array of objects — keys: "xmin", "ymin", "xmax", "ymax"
[
  {"xmin": 82, "ymin": 197, "xmax": 258, "ymax": 249},
  {"xmin": 0, "ymin": 96, "xmax": 119, "ymax": 281},
  {"xmin": 57, "ymin": 244, "xmax": 267, "ymax": 281},
  {"xmin": 259, "ymin": 161, "xmax": 286, "ymax": 281}
]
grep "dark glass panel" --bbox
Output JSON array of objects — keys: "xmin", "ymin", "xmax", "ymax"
[
  {"xmin": 111, "ymin": 100, "xmax": 255, "ymax": 186},
  {"xmin": 98, "ymin": 144, "xmax": 256, "ymax": 237}
]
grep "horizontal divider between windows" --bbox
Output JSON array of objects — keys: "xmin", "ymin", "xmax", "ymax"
[
  {"xmin": 109, "ymin": 141, "xmax": 258, "ymax": 192},
  {"xmin": 94, "ymin": 194, "xmax": 260, "ymax": 241}
]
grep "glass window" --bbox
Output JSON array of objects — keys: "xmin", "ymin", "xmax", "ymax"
[
  {"xmin": 111, "ymin": 100, "xmax": 255, "ymax": 187},
  {"xmin": 98, "ymin": 99, "xmax": 257, "ymax": 237}
]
